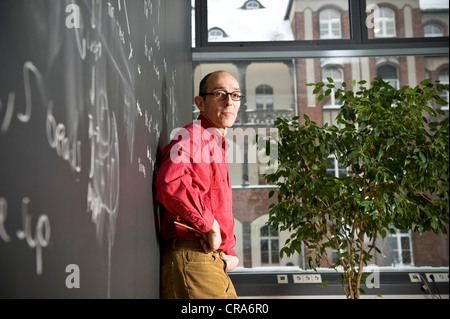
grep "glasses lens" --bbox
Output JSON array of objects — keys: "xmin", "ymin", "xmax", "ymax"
[
  {"xmin": 212, "ymin": 91, "xmax": 244, "ymax": 101},
  {"xmin": 231, "ymin": 92, "xmax": 243, "ymax": 101},
  {"xmin": 214, "ymin": 91, "xmax": 228, "ymax": 100}
]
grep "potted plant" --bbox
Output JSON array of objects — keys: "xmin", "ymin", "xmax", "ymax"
[{"xmin": 264, "ymin": 77, "xmax": 449, "ymax": 299}]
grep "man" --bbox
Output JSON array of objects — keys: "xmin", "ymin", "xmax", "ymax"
[{"xmin": 155, "ymin": 71, "xmax": 242, "ymax": 299}]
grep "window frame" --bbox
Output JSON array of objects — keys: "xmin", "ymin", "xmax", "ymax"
[
  {"xmin": 192, "ymin": 0, "xmax": 449, "ymax": 283},
  {"xmin": 193, "ymin": 0, "xmax": 449, "ymax": 60},
  {"xmin": 319, "ymin": 8, "xmax": 343, "ymax": 39}
]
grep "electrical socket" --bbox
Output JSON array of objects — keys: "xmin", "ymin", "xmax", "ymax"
[
  {"xmin": 293, "ymin": 274, "xmax": 322, "ymax": 284},
  {"xmin": 277, "ymin": 274, "xmax": 289, "ymax": 284},
  {"xmin": 408, "ymin": 273, "xmax": 421, "ymax": 282},
  {"xmin": 425, "ymin": 273, "xmax": 449, "ymax": 283},
  {"xmin": 293, "ymin": 274, "xmax": 304, "ymax": 283}
]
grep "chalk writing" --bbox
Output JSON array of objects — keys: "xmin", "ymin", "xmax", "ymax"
[
  {"xmin": 138, "ymin": 157, "xmax": 146, "ymax": 178},
  {"xmin": 21, "ymin": 61, "xmax": 46, "ymax": 123},
  {"xmin": 0, "ymin": 197, "xmax": 11, "ymax": 242},
  {"xmin": 0, "ymin": 92, "xmax": 15, "ymax": 134},
  {"xmin": 87, "ymin": 90, "xmax": 120, "ymax": 246},
  {"xmin": 1, "ymin": 0, "xmax": 179, "ymax": 293},
  {"xmin": 15, "ymin": 197, "xmax": 51, "ymax": 275},
  {"xmin": 46, "ymin": 101, "xmax": 82, "ymax": 173}
]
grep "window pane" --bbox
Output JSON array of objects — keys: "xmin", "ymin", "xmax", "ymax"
[
  {"xmin": 194, "ymin": 56, "xmax": 448, "ymax": 271},
  {"xmin": 260, "ymin": 225, "xmax": 268, "ymax": 237},
  {"xmin": 207, "ymin": 0, "xmax": 351, "ymax": 42},
  {"xmin": 207, "ymin": 0, "xmax": 294, "ymax": 42},
  {"xmin": 366, "ymin": 0, "xmax": 449, "ymax": 39},
  {"xmin": 269, "ymin": 226, "xmax": 278, "ymax": 237}
]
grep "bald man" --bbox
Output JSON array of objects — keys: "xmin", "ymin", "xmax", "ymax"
[{"xmin": 156, "ymin": 71, "xmax": 243, "ymax": 299}]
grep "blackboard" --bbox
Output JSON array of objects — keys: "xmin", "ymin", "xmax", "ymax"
[{"xmin": 0, "ymin": 0, "xmax": 192, "ymax": 298}]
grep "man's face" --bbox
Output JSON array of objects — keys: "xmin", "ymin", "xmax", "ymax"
[{"xmin": 195, "ymin": 72, "xmax": 241, "ymax": 134}]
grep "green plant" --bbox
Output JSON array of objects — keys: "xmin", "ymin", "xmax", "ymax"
[{"xmin": 264, "ymin": 78, "xmax": 449, "ymax": 299}]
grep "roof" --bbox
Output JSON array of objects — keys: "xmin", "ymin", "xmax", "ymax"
[{"xmin": 208, "ymin": 0, "xmax": 294, "ymax": 42}]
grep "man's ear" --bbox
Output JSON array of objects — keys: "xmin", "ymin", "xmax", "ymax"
[{"xmin": 194, "ymin": 96, "xmax": 205, "ymax": 112}]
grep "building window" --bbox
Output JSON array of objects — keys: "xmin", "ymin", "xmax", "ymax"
[
  {"xmin": 424, "ymin": 23, "xmax": 444, "ymax": 37},
  {"xmin": 208, "ymin": 27, "xmax": 227, "ymax": 41},
  {"xmin": 243, "ymin": 0, "xmax": 263, "ymax": 10},
  {"xmin": 326, "ymin": 156, "xmax": 347, "ymax": 178},
  {"xmin": 374, "ymin": 7, "xmax": 396, "ymax": 38},
  {"xmin": 255, "ymin": 84, "xmax": 274, "ymax": 110},
  {"xmin": 390, "ymin": 229, "xmax": 414, "ymax": 266},
  {"xmin": 439, "ymin": 68, "xmax": 449, "ymax": 107},
  {"xmin": 322, "ymin": 67, "xmax": 343, "ymax": 108},
  {"xmin": 377, "ymin": 65, "xmax": 399, "ymax": 89},
  {"xmin": 320, "ymin": 8, "xmax": 342, "ymax": 39},
  {"xmin": 260, "ymin": 225, "xmax": 280, "ymax": 264}
]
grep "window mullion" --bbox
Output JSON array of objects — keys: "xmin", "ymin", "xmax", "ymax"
[
  {"xmin": 195, "ymin": 0, "xmax": 208, "ymax": 47},
  {"xmin": 349, "ymin": 0, "xmax": 365, "ymax": 44}
]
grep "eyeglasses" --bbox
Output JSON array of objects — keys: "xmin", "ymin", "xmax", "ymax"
[{"xmin": 201, "ymin": 90, "xmax": 245, "ymax": 101}]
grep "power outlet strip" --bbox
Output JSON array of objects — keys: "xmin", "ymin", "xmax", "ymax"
[
  {"xmin": 293, "ymin": 274, "xmax": 322, "ymax": 284},
  {"xmin": 425, "ymin": 273, "xmax": 449, "ymax": 283},
  {"xmin": 408, "ymin": 272, "xmax": 449, "ymax": 283}
]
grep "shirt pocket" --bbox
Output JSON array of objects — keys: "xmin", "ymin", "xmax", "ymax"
[{"xmin": 210, "ymin": 175, "xmax": 230, "ymax": 212}]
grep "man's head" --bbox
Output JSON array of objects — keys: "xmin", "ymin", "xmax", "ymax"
[{"xmin": 194, "ymin": 71, "xmax": 243, "ymax": 135}]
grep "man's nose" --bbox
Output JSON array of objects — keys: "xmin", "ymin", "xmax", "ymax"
[{"xmin": 225, "ymin": 94, "xmax": 234, "ymax": 105}]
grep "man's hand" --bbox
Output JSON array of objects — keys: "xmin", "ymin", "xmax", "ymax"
[
  {"xmin": 200, "ymin": 219, "xmax": 221, "ymax": 253},
  {"xmin": 222, "ymin": 253, "xmax": 239, "ymax": 271}
]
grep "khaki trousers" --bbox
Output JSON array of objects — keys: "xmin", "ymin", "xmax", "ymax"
[{"xmin": 160, "ymin": 238, "xmax": 237, "ymax": 299}]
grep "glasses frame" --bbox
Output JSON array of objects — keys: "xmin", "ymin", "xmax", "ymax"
[{"xmin": 201, "ymin": 90, "xmax": 245, "ymax": 101}]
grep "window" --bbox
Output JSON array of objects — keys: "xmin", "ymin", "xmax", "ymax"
[
  {"xmin": 424, "ymin": 23, "xmax": 444, "ymax": 37},
  {"xmin": 326, "ymin": 156, "xmax": 347, "ymax": 178},
  {"xmin": 374, "ymin": 7, "xmax": 396, "ymax": 38},
  {"xmin": 377, "ymin": 64, "xmax": 399, "ymax": 89},
  {"xmin": 366, "ymin": 0, "xmax": 449, "ymax": 39},
  {"xmin": 206, "ymin": 0, "xmax": 294, "ymax": 42},
  {"xmin": 322, "ymin": 66, "xmax": 343, "ymax": 108},
  {"xmin": 439, "ymin": 68, "xmax": 449, "ymax": 107},
  {"xmin": 260, "ymin": 225, "xmax": 280, "ymax": 264},
  {"xmin": 244, "ymin": 0, "xmax": 263, "ymax": 10},
  {"xmin": 249, "ymin": 214, "xmax": 302, "ymax": 267},
  {"xmin": 255, "ymin": 85, "xmax": 274, "ymax": 110},
  {"xmin": 208, "ymin": 27, "xmax": 227, "ymax": 41},
  {"xmin": 194, "ymin": 55, "xmax": 448, "ymax": 271},
  {"xmin": 320, "ymin": 8, "xmax": 342, "ymax": 39},
  {"xmin": 193, "ymin": 1, "xmax": 449, "ymax": 274},
  {"xmin": 390, "ymin": 229, "xmax": 414, "ymax": 266}
]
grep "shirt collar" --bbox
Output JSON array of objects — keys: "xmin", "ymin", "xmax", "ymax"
[
  {"xmin": 197, "ymin": 115, "xmax": 227, "ymax": 137},
  {"xmin": 197, "ymin": 115, "xmax": 229, "ymax": 151}
]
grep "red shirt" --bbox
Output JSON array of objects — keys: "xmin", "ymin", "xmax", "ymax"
[{"xmin": 155, "ymin": 115, "xmax": 236, "ymax": 256}]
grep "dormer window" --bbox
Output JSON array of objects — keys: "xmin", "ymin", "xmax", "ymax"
[
  {"xmin": 242, "ymin": 0, "xmax": 264, "ymax": 10},
  {"xmin": 208, "ymin": 27, "xmax": 228, "ymax": 41},
  {"xmin": 424, "ymin": 23, "xmax": 444, "ymax": 37}
]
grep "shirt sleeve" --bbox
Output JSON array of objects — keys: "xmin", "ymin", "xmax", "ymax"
[{"xmin": 155, "ymin": 137, "xmax": 215, "ymax": 233}]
